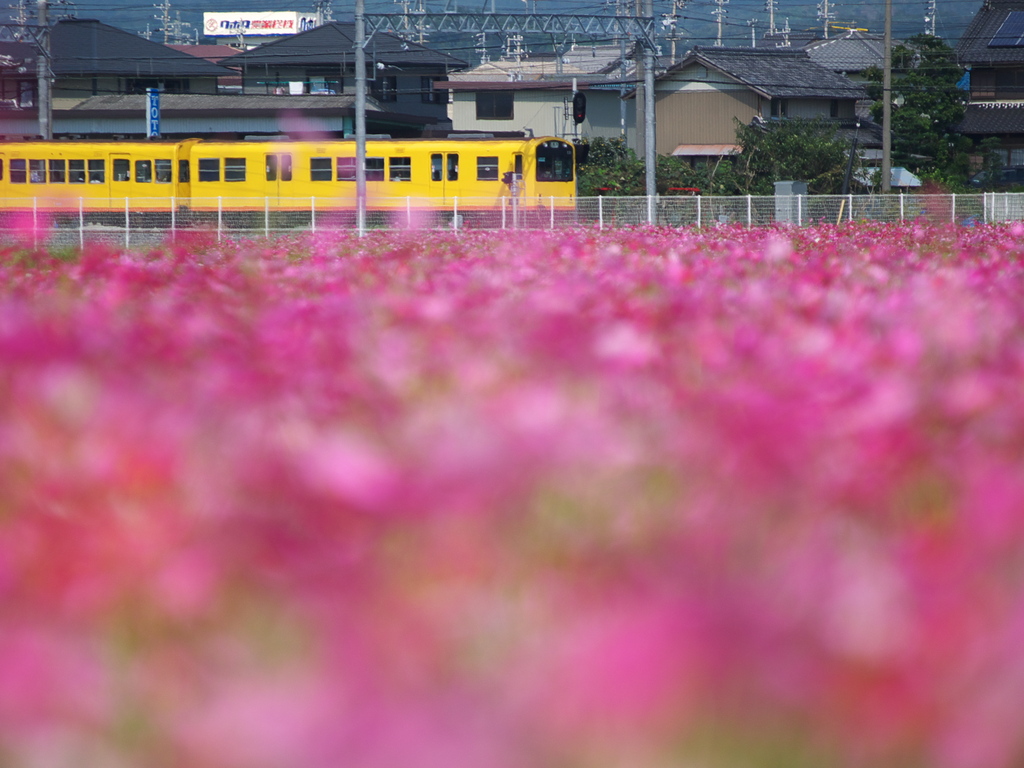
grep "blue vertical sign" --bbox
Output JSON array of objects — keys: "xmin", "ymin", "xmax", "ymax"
[{"xmin": 147, "ymin": 88, "xmax": 160, "ymax": 138}]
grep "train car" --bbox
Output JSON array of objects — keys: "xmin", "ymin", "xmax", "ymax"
[
  {"xmin": 0, "ymin": 140, "xmax": 193, "ymax": 212},
  {"xmin": 0, "ymin": 136, "xmax": 575, "ymax": 227},
  {"xmin": 180, "ymin": 135, "xmax": 576, "ymax": 213}
]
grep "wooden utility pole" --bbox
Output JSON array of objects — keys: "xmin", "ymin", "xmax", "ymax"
[{"xmin": 881, "ymin": 0, "xmax": 892, "ymax": 192}]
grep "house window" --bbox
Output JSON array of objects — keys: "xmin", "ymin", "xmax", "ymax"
[
  {"xmin": 372, "ymin": 75, "xmax": 398, "ymax": 102},
  {"xmin": 225, "ymin": 158, "xmax": 246, "ymax": 182},
  {"xmin": 770, "ymin": 98, "xmax": 788, "ymax": 118},
  {"xmin": 830, "ymin": 99, "xmax": 839, "ymax": 118},
  {"xmin": 69, "ymin": 159, "xmax": 86, "ymax": 184},
  {"xmin": 421, "ymin": 76, "xmax": 440, "ymax": 104},
  {"xmin": 389, "ymin": 157, "xmax": 412, "ymax": 181},
  {"xmin": 198, "ymin": 158, "xmax": 220, "ymax": 182},
  {"xmin": 88, "ymin": 159, "xmax": 105, "ymax": 183},
  {"xmin": 49, "ymin": 159, "xmax": 65, "ymax": 183},
  {"xmin": 127, "ymin": 78, "xmax": 189, "ymax": 94},
  {"xmin": 311, "ymin": 157, "xmax": 333, "ymax": 181},
  {"xmin": 476, "ymin": 156, "xmax": 499, "ymax": 181},
  {"xmin": 476, "ymin": 91, "xmax": 513, "ymax": 120}
]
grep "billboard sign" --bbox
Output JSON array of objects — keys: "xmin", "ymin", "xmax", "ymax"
[
  {"xmin": 146, "ymin": 88, "xmax": 160, "ymax": 138},
  {"xmin": 203, "ymin": 12, "xmax": 319, "ymax": 36}
]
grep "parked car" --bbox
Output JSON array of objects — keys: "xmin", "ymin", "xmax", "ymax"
[{"xmin": 969, "ymin": 166, "xmax": 1024, "ymax": 189}]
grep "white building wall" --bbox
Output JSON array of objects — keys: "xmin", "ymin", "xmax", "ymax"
[{"xmin": 451, "ymin": 89, "xmax": 631, "ymax": 142}]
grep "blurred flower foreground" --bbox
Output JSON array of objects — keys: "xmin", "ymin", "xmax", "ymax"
[{"xmin": 3, "ymin": 224, "xmax": 1024, "ymax": 768}]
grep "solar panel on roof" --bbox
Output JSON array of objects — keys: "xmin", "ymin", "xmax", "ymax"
[{"xmin": 989, "ymin": 11, "xmax": 1024, "ymax": 47}]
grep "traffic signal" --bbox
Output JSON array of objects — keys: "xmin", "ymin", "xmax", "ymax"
[{"xmin": 572, "ymin": 92, "xmax": 586, "ymax": 125}]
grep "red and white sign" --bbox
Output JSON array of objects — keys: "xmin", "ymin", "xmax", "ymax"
[{"xmin": 202, "ymin": 12, "xmax": 319, "ymax": 36}]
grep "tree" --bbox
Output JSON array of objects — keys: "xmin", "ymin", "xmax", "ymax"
[
  {"xmin": 864, "ymin": 34, "xmax": 970, "ymax": 186},
  {"xmin": 733, "ymin": 117, "xmax": 854, "ymax": 195}
]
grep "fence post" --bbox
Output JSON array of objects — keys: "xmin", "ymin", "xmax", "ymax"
[
  {"xmin": 848, "ymin": 193, "xmax": 853, "ymax": 223},
  {"xmin": 598, "ymin": 195, "xmax": 604, "ymax": 230},
  {"xmin": 217, "ymin": 197, "xmax": 223, "ymax": 242},
  {"xmin": 453, "ymin": 197, "xmax": 459, "ymax": 231},
  {"xmin": 746, "ymin": 194, "xmax": 752, "ymax": 227},
  {"xmin": 696, "ymin": 195, "xmax": 702, "ymax": 228},
  {"xmin": 32, "ymin": 197, "xmax": 38, "ymax": 250},
  {"xmin": 124, "ymin": 197, "xmax": 130, "ymax": 250},
  {"xmin": 170, "ymin": 197, "xmax": 176, "ymax": 243},
  {"xmin": 265, "ymin": 196, "xmax": 270, "ymax": 238},
  {"xmin": 797, "ymin": 194, "xmax": 803, "ymax": 227},
  {"xmin": 78, "ymin": 197, "xmax": 84, "ymax": 250},
  {"xmin": 900, "ymin": 193, "xmax": 905, "ymax": 221},
  {"xmin": 311, "ymin": 196, "xmax": 316, "ymax": 233},
  {"xmin": 951, "ymin": 193, "xmax": 956, "ymax": 224},
  {"xmin": 502, "ymin": 196, "xmax": 507, "ymax": 230},
  {"xmin": 407, "ymin": 196, "xmax": 412, "ymax": 229}
]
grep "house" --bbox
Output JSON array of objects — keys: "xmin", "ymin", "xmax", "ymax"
[
  {"xmin": 227, "ymin": 23, "xmax": 466, "ymax": 127},
  {"xmin": 167, "ymin": 44, "xmax": 244, "ymax": 93},
  {"xmin": 956, "ymin": 0, "xmax": 1024, "ymax": 167},
  {"xmin": 803, "ymin": 30, "xmax": 889, "ymax": 83},
  {"xmin": 649, "ymin": 46, "xmax": 866, "ymax": 163},
  {"xmin": 438, "ymin": 46, "xmax": 635, "ymax": 142}
]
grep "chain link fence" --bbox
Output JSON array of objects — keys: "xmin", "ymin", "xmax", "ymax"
[{"xmin": 0, "ymin": 192, "xmax": 1016, "ymax": 247}]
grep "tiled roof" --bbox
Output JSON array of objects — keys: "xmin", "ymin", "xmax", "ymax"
[
  {"xmin": 668, "ymin": 47, "xmax": 865, "ymax": 99},
  {"xmin": 804, "ymin": 31, "xmax": 888, "ymax": 73},
  {"xmin": 51, "ymin": 19, "xmax": 233, "ymax": 77},
  {"xmin": 956, "ymin": 0, "xmax": 1024, "ymax": 64},
  {"xmin": 956, "ymin": 101, "xmax": 1024, "ymax": 133},
  {"xmin": 59, "ymin": 92, "xmax": 437, "ymax": 125},
  {"xmin": 228, "ymin": 23, "xmax": 466, "ymax": 70}
]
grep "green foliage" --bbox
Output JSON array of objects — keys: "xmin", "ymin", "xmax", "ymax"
[
  {"xmin": 865, "ymin": 34, "xmax": 970, "ymax": 184},
  {"xmin": 733, "ymin": 117, "xmax": 854, "ymax": 195}
]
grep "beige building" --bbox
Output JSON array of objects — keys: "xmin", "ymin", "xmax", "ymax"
[{"xmin": 648, "ymin": 47, "xmax": 865, "ymax": 163}]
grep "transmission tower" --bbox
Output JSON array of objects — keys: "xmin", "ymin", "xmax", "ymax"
[
  {"xmin": 924, "ymin": 0, "xmax": 936, "ymax": 36},
  {"xmin": 712, "ymin": 0, "xmax": 728, "ymax": 46},
  {"xmin": 817, "ymin": 0, "xmax": 835, "ymax": 38}
]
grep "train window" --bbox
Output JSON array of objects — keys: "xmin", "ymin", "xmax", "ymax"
[
  {"xmin": 178, "ymin": 159, "xmax": 190, "ymax": 184},
  {"xmin": 0, "ymin": 159, "xmax": 3, "ymax": 181},
  {"xmin": 30, "ymin": 159, "xmax": 45, "ymax": 183},
  {"xmin": 113, "ymin": 159, "xmax": 131, "ymax": 182},
  {"xmin": 198, "ymin": 158, "xmax": 220, "ymax": 182},
  {"xmin": 515, "ymin": 154, "xmax": 523, "ymax": 176},
  {"xmin": 266, "ymin": 154, "xmax": 278, "ymax": 181},
  {"xmin": 49, "ymin": 159, "xmax": 66, "ymax": 183},
  {"xmin": 135, "ymin": 160, "xmax": 152, "ymax": 183},
  {"xmin": 10, "ymin": 159, "xmax": 26, "ymax": 183},
  {"xmin": 281, "ymin": 154, "xmax": 292, "ymax": 181},
  {"xmin": 431, "ymin": 154, "xmax": 442, "ymax": 182},
  {"xmin": 476, "ymin": 156, "xmax": 499, "ymax": 181},
  {"xmin": 337, "ymin": 157, "xmax": 356, "ymax": 181},
  {"xmin": 366, "ymin": 157, "xmax": 385, "ymax": 182},
  {"xmin": 446, "ymin": 153, "xmax": 458, "ymax": 182},
  {"xmin": 69, "ymin": 159, "xmax": 86, "ymax": 184},
  {"xmin": 88, "ymin": 160, "xmax": 105, "ymax": 184},
  {"xmin": 310, "ymin": 157, "xmax": 332, "ymax": 182},
  {"xmin": 536, "ymin": 141, "xmax": 574, "ymax": 183},
  {"xmin": 225, "ymin": 158, "xmax": 246, "ymax": 182},
  {"xmin": 155, "ymin": 159, "xmax": 172, "ymax": 184},
  {"xmin": 389, "ymin": 157, "xmax": 411, "ymax": 182}
]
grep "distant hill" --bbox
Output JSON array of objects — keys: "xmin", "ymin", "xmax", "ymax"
[{"xmin": 8, "ymin": 0, "xmax": 981, "ymax": 57}]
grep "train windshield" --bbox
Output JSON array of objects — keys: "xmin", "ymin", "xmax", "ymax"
[{"xmin": 536, "ymin": 140, "xmax": 574, "ymax": 183}]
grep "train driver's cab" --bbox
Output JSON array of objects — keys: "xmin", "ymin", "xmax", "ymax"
[{"xmin": 535, "ymin": 140, "xmax": 574, "ymax": 183}]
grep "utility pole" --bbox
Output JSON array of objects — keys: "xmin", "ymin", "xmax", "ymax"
[
  {"xmin": 153, "ymin": 0, "xmax": 171, "ymax": 43},
  {"xmin": 355, "ymin": 0, "xmax": 367, "ymax": 236},
  {"xmin": 817, "ymin": 0, "xmax": 834, "ymax": 39},
  {"xmin": 712, "ymin": 0, "xmax": 727, "ymax": 46},
  {"xmin": 36, "ymin": 0, "xmax": 50, "ymax": 139},
  {"xmin": 765, "ymin": 0, "xmax": 777, "ymax": 35},
  {"xmin": 642, "ymin": 0, "xmax": 655, "ymax": 198},
  {"xmin": 881, "ymin": 0, "xmax": 892, "ymax": 192},
  {"xmin": 924, "ymin": 0, "xmax": 937, "ymax": 36}
]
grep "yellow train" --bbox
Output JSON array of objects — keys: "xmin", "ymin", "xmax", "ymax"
[{"xmin": 0, "ymin": 136, "xmax": 576, "ymax": 216}]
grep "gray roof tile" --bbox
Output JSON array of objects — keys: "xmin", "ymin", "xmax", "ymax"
[
  {"xmin": 956, "ymin": 0, "xmax": 1024, "ymax": 65},
  {"xmin": 228, "ymin": 23, "xmax": 466, "ymax": 70},
  {"xmin": 957, "ymin": 101, "xmax": 1024, "ymax": 133},
  {"xmin": 804, "ymin": 31, "xmax": 888, "ymax": 73}
]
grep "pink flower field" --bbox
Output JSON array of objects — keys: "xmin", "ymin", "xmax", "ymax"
[{"xmin": 3, "ymin": 223, "xmax": 1024, "ymax": 768}]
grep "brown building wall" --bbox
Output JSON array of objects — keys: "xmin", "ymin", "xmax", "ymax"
[{"xmin": 654, "ymin": 88, "xmax": 761, "ymax": 154}]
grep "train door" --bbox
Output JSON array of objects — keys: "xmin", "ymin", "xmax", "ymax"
[
  {"xmin": 264, "ymin": 151, "xmax": 293, "ymax": 207},
  {"xmin": 111, "ymin": 153, "xmax": 131, "ymax": 209},
  {"xmin": 428, "ymin": 152, "xmax": 445, "ymax": 199},
  {"xmin": 0, "ymin": 150, "xmax": 6, "ymax": 208}
]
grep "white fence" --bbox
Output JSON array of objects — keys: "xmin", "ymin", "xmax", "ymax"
[{"xmin": 1, "ymin": 193, "xmax": 1022, "ymax": 247}]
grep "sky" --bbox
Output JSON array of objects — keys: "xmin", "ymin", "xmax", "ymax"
[{"xmin": 5, "ymin": 0, "xmax": 982, "ymax": 53}]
